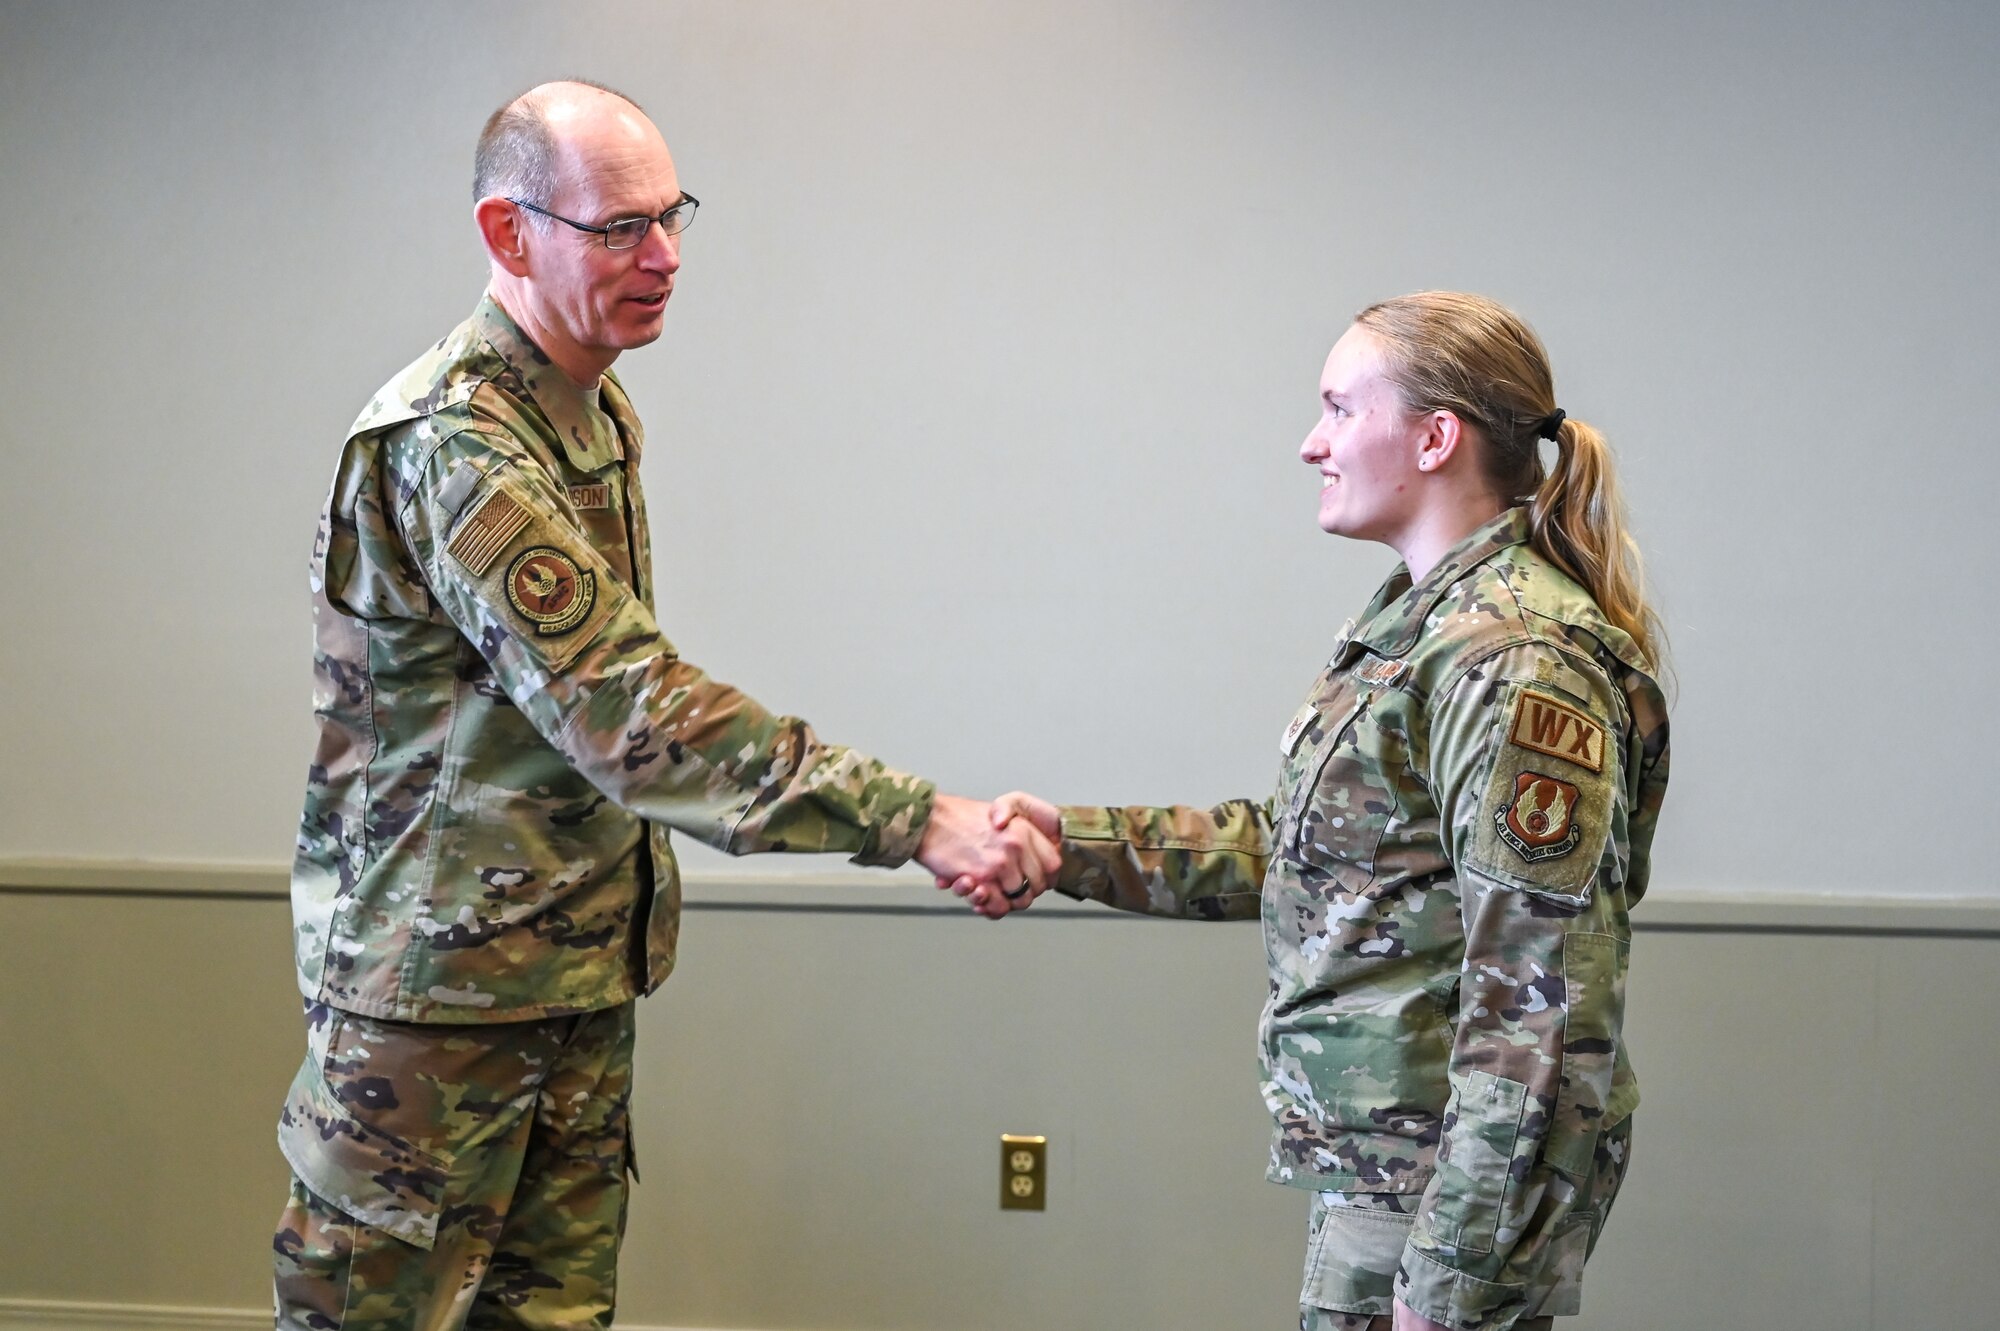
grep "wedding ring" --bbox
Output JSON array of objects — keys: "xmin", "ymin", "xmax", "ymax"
[{"xmin": 1002, "ymin": 879, "xmax": 1032, "ymax": 901}]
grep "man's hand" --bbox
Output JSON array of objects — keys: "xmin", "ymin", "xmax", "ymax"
[
  {"xmin": 916, "ymin": 793, "xmax": 1061, "ymax": 919},
  {"xmin": 932, "ymin": 790, "xmax": 1065, "ymax": 915},
  {"xmin": 1392, "ymin": 1299, "xmax": 1452, "ymax": 1331}
]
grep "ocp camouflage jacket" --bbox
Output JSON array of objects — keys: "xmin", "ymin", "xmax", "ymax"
[
  {"xmin": 291, "ymin": 297, "xmax": 936, "ymax": 1023},
  {"xmin": 1051, "ymin": 509, "xmax": 1669, "ymax": 1326}
]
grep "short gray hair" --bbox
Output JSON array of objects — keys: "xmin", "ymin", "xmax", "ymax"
[{"xmin": 472, "ymin": 79, "xmax": 645, "ymax": 208}]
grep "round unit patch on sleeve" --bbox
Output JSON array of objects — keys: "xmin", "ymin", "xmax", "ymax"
[{"xmin": 505, "ymin": 546, "xmax": 597, "ymax": 638}]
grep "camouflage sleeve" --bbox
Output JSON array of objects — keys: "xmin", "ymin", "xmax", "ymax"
[
  {"xmin": 399, "ymin": 430, "xmax": 935, "ymax": 866},
  {"xmin": 1048, "ymin": 800, "xmax": 1272, "ymax": 920},
  {"xmin": 1396, "ymin": 644, "xmax": 1631, "ymax": 1328}
]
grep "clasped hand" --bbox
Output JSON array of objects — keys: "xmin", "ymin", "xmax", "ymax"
[{"xmin": 918, "ymin": 791, "xmax": 1063, "ymax": 919}]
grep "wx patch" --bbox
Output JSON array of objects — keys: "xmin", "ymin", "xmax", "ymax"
[
  {"xmin": 1507, "ymin": 688, "xmax": 1605, "ymax": 773},
  {"xmin": 1495, "ymin": 771, "xmax": 1581, "ymax": 862}
]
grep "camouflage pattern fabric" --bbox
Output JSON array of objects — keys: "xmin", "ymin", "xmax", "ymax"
[
  {"xmin": 274, "ymin": 999, "xmax": 636, "ymax": 1330},
  {"xmin": 291, "ymin": 296, "xmax": 937, "ymax": 1023},
  {"xmin": 1301, "ymin": 1312, "xmax": 1554, "ymax": 1331},
  {"xmin": 1051, "ymin": 508, "xmax": 1670, "ymax": 1331}
]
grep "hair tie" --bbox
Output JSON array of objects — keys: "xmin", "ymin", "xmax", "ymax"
[{"xmin": 1537, "ymin": 408, "xmax": 1567, "ymax": 440}]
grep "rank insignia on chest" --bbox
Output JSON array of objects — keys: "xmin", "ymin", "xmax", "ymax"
[
  {"xmin": 1280, "ymin": 702, "xmax": 1317, "ymax": 756},
  {"xmin": 1496, "ymin": 771, "xmax": 1582, "ymax": 862},
  {"xmin": 568, "ymin": 483, "xmax": 612, "ymax": 511},
  {"xmin": 1506, "ymin": 688, "xmax": 1605, "ymax": 773},
  {"xmin": 505, "ymin": 546, "xmax": 597, "ymax": 637}
]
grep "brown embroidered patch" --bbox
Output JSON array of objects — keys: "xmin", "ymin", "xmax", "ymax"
[
  {"xmin": 568, "ymin": 483, "xmax": 611, "ymax": 511},
  {"xmin": 1507, "ymin": 688, "xmax": 1605, "ymax": 773},
  {"xmin": 504, "ymin": 546, "xmax": 597, "ymax": 638},
  {"xmin": 1496, "ymin": 771, "xmax": 1582, "ymax": 862},
  {"xmin": 447, "ymin": 489, "xmax": 531, "ymax": 576}
]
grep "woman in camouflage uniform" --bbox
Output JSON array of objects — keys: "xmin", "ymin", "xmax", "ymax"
[{"xmin": 960, "ymin": 292, "xmax": 1671, "ymax": 1331}]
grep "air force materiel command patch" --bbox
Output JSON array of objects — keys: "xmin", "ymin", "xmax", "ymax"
[
  {"xmin": 505, "ymin": 547, "xmax": 597, "ymax": 637},
  {"xmin": 1507, "ymin": 687, "xmax": 1605, "ymax": 773},
  {"xmin": 1496, "ymin": 771, "xmax": 1582, "ymax": 862}
]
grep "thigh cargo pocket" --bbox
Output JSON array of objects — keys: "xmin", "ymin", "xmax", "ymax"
[
  {"xmin": 276, "ymin": 1028, "xmax": 448, "ymax": 1251},
  {"xmin": 1302, "ymin": 1197, "xmax": 1414, "ymax": 1316}
]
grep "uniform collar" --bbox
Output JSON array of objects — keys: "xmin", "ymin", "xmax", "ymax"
[
  {"xmin": 1348, "ymin": 507, "xmax": 1533, "ymax": 660},
  {"xmin": 471, "ymin": 294, "xmax": 624, "ymax": 472}
]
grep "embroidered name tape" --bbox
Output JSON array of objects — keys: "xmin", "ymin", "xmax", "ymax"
[
  {"xmin": 568, "ymin": 483, "xmax": 611, "ymax": 511},
  {"xmin": 1507, "ymin": 688, "xmax": 1605, "ymax": 773}
]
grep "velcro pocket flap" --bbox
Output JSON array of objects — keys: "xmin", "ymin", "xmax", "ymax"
[{"xmin": 276, "ymin": 1054, "xmax": 448, "ymax": 1251}]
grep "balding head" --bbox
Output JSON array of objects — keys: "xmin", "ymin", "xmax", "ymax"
[
  {"xmin": 473, "ymin": 79, "xmax": 647, "ymax": 207},
  {"xmin": 470, "ymin": 79, "xmax": 683, "ymax": 385}
]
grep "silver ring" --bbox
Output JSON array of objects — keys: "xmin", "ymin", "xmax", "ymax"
[{"xmin": 1002, "ymin": 879, "xmax": 1032, "ymax": 901}]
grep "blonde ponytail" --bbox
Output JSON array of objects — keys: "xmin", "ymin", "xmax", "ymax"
[
  {"xmin": 1353, "ymin": 290, "xmax": 1667, "ymax": 673},
  {"xmin": 1528, "ymin": 417, "xmax": 1664, "ymax": 669}
]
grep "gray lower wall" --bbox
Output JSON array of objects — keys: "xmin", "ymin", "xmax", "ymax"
[{"xmin": 3, "ymin": 869, "xmax": 1996, "ymax": 1330}]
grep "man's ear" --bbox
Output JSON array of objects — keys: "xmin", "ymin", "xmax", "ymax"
[
  {"xmin": 473, "ymin": 197, "xmax": 532, "ymax": 278},
  {"xmin": 1415, "ymin": 410, "xmax": 1467, "ymax": 473}
]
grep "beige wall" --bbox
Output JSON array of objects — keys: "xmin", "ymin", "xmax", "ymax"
[
  {"xmin": 4, "ymin": 0, "xmax": 2000, "ymax": 898},
  {"xmin": 4, "ymin": 869, "xmax": 1996, "ymax": 1330}
]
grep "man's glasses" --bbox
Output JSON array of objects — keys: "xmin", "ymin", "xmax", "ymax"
[{"xmin": 508, "ymin": 195, "xmax": 700, "ymax": 249}]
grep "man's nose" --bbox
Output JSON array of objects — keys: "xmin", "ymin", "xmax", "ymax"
[{"xmin": 637, "ymin": 223, "xmax": 680, "ymax": 273}]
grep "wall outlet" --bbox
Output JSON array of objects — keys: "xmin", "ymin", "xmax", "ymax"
[{"xmin": 1001, "ymin": 1134, "xmax": 1047, "ymax": 1211}]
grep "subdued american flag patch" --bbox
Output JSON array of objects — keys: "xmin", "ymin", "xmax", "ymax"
[{"xmin": 447, "ymin": 488, "xmax": 531, "ymax": 575}]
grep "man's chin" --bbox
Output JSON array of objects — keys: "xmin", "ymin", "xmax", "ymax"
[{"xmin": 610, "ymin": 317, "xmax": 668, "ymax": 351}]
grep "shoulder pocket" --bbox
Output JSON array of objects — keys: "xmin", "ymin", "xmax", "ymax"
[
  {"xmin": 1463, "ymin": 680, "xmax": 1621, "ymax": 906},
  {"xmin": 435, "ymin": 478, "xmax": 625, "ymax": 672}
]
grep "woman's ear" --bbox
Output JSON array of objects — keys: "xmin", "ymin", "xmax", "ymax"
[{"xmin": 1414, "ymin": 410, "xmax": 1466, "ymax": 473}]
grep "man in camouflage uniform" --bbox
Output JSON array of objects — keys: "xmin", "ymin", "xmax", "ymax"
[
  {"xmin": 994, "ymin": 508, "xmax": 1669, "ymax": 1330},
  {"xmin": 273, "ymin": 81, "xmax": 1055, "ymax": 1329}
]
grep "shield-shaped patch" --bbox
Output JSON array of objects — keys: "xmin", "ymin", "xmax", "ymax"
[{"xmin": 1495, "ymin": 771, "xmax": 1582, "ymax": 863}]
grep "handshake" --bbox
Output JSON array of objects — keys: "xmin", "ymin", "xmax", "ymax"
[{"xmin": 914, "ymin": 791, "xmax": 1064, "ymax": 919}]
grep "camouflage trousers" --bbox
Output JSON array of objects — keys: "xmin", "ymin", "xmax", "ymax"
[
  {"xmin": 1298, "ymin": 1116, "xmax": 1633, "ymax": 1331},
  {"xmin": 273, "ymin": 999, "xmax": 637, "ymax": 1331}
]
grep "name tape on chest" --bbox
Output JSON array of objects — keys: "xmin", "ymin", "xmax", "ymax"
[
  {"xmin": 568, "ymin": 483, "xmax": 612, "ymax": 511},
  {"xmin": 447, "ymin": 489, "xmax": 532, "ymax": 577},
  {"xmin": 1507, "ymin": 688, "xmax": 1605, "ymax": 773}
]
